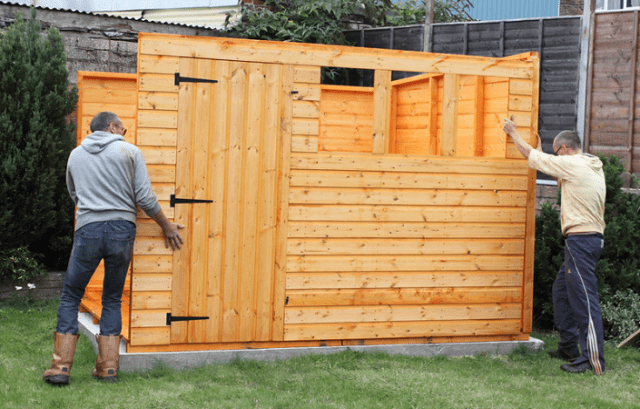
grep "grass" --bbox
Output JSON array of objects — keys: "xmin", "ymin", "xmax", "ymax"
[{"xmin": 1, "ymin": 298, "xmax": 640, "ymax": 409}]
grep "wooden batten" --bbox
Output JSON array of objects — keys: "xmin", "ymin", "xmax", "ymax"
[{"xmin": 76, "ymin": 33, "xmax": 539, "ymax": 353}]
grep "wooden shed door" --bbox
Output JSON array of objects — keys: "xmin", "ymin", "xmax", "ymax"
[{"xmin": 171, "ymin": 59, "xmax": 287, "ymax": 344}]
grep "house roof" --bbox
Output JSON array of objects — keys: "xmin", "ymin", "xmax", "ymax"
[{"xmin": 0, "ymin": 0, "xmax": 235, "ymax": 29}]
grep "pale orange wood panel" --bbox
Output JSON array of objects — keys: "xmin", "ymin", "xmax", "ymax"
[
  {"xmin": 188, "ymin": 58, "xmax": 214, "ymax": 343},
  {"xmin": 132, "ymin": 255, "xmax": 173, "ymax": 273},
  {"xmin": 133, "ymin": 238, "xmax": 173, "ymax": 255},
  {"xmin": 136, "ymin": 202, "xmax": 173, "ymax": 219},
  {"xmin": 272, "ymin": 65, "xmax": 295, "ymax": 341},
  {"xmin": 347, "ymin": 333, "xmax": 529, "ymax": 346},
  {"xmin": 293, "ymin": 101, "xmax": 320, "ymax": 119},
  {"xmin": 285, "ymin": 287, "xmax": 523, "ymax": 307},
  {"xmin": 138, "ymin": 92, "xmax": 179, "ymax": 111},
  {"xmin": 388, "ymin": 85, "xmax": 398, "ymax": 153},
  {"xmin": 286, "ymin": 238, "xmax": 524, "ymax": 256},
  {"xmin": 284, "ymin": 304, "xmax": 522, "ymax": 324},
  {"xmin": 222, "ymin": 61, "xmax": 248, "ymax": 342},
  {"xmin": 285, "ymin": 255, "xmax": 524, "ymax": 273},
  {"xmin": 171, "ymin": 57, "xmax": 197, "ymax": 344},
  {"xmin": 287, "ymin": 222, "xmax": 525, "ymax": 239},
  {"xmin": 291, "ymin": 136, "xmax": 319, "ymax": 153},
  {"xmin": 442, "ymin": 74, "xmax": 459, "ymax": 156},
  {"xmin": 373, "ymin": 70, "xmax": 392, "ymax": 154},
  {"xmin": 288, "ymin": 170, "xmax": 529, "ymax": 191},
  {"xmin": 285, "ymin": 271, "xmax": 523, "ymax": 290},
  {"xmin": 289, "ymin": 153, "xmax": 530, "ymax": 176},
  {"xmin": 140, "ymin": 148, "xmax": 177, "ymax": 165},
  {"xmin": 150, "ymin": 183, "xmax": 176, "ymax": 202},
  {"xmin": 139, "ymin": 55, "xmax": 180, "ymax": 74},
  {"xmin": 131, "ymin": 310, "xmax": 170, "ymax": 328},
  {"xmin": 287, "ymin": 205, "xmax": 527, "ymax": 223},
  {"xmin": 79, "ymin": 87, "xmax": 138, "ymax": 104},
  {"xmin": 292, "ymin": 119, "xmax": 319, "ymax": 136},
  {"xmin": 237, "ymin": 62, "xmax": 265, "ymax": 342},
  {"xmin": 429, "ymin": 76, "xmax": 440, "ymax": 155},
  {"xmin": 283, "ymin": 319, "xmax": 522, "ymax": 341},
  {"xmin": 138, "ymin": 111, "xmax": 178, "ymax": 129},
  {"xmin": 127, "ymin": 339, "xmax": 342, "ymax": 353},
  {"xmin": 292, "ymin": 84, "xmax": 320, "ymax": 101},
  {"xmin": 474, "ymin": 76, "xmax": 485, "ymax": 157},
  {"xmin": 255, "ymin": 63, "xmax": 283, "ymax": 342},
  {"xmin": 293, "ymin": 66, "xmax": 321, "ymax": 84},
  {"xmin": 138, "ymin": 74, "xmax": 178, "ymax": 93},
  {"xmin": 521, "ymin": 54, "xmax": 540, "ymax": 333},
  {"xmin": 131, "ymin": 291, "xmax": 171, "ymax": 310},
  {"xmin": 138, "ymin": 34, "xmax": 534, "ymax": 79},
  {"xmin": 129, "ymin": 327, "xmax": 171, "ymax": 346},
  {"xmin": 82, "ymin": 102, "xmax": 137, "ymax": 118},
  {"xmin": 206, "ymin": 60, "xmax": 230, "ymax": 343},
  {"xmin": 147, "ymin": 165, "xmax": 176, "ymax": 183},
  {"xmin": 137, "ymin": 128, "xmax": 178, "ymax": 147},
  {"xmin": 288, "ymin": 188, "xmax": 527, "ymax": 207},
  {"xmin": 509, "ymin": 80, "xmax": 533, "ymax": 96},
  {"xmin": 132, "ymin": 275, "xmax": 172, "ymax": 292}
]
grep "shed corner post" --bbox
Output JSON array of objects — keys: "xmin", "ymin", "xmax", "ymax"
[
  {"xmin": 441, "ymin": 73, "xmax": 459, "ymax": 156},
  {"xmin": 372, "ymin": 69, "xmax": 392, "ymax": 155}
]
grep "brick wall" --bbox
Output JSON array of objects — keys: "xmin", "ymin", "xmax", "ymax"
[{"xmin": 560, "ymin": 0, "xmax": 584, "ymax": 15}]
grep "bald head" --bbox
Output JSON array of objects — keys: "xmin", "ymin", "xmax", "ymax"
[{"xmin": 554, "ymin": 131, "xmax": 582, "ymax": 152}]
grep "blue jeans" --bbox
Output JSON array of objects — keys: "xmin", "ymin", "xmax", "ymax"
[
  {"xmin": 552, "ymin": 234, "xmax": 605, "ymax": 374},
  {"xmin": 56, "ymin": 220, "xmax": 136, "ymax": 336}
]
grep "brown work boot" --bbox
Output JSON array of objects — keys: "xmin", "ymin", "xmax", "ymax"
[
  {"xmin": 92, "ymin": 334, "xmax": 122, "ymax": 383},
  {"xmin": 43, "ymin": 332, "xmax": 80, "ymax": 385}
]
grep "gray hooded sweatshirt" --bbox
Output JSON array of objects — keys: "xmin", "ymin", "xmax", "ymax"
[{"xmin": 66, "ymin": 131, "xmax": 162, "ymax": 231}]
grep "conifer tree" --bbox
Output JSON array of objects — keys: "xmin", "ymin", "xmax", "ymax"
[{"xmin": 0, "ymin": 8, "xmax": 77, "ymax": 262}]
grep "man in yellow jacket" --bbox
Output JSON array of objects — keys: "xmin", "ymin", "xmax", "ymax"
[{"xmin": 503, "ymin": 118, "xmax": 606, "ymax": 375}]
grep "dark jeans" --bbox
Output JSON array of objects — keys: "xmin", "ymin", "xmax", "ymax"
[
  {"xmin": 552, "ymin": 233, "xmax": 605, "ymax": 374},
  {"xmin": 56, "ymin": 220, "xmax": 136, "ymax": 336}
]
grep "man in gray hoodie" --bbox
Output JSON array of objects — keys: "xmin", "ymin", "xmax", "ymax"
[{"xmin": 43, "ymin": 111, "xmax": 183, "ymax": 385}]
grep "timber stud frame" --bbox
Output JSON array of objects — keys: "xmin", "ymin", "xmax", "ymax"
[{"xmin": 77, "ymin": 33, "xmax": 540, "ymax": 353}]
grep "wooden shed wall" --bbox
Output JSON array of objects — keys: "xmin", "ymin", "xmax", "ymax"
[
  {"xmin": 586, "ymin": 10, "xmax": 640, "ymax": 175},
  {"xmin": 76, "ymin": 71, "xmax": 138, "ymax": 341},
  {"xmin": 80, "ymin": 33, "xmax": 538, "ymax": 352}
]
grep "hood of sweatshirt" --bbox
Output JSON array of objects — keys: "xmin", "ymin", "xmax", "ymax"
[
  {"xmin": 81, "ymin": 131, "xmax": 124, "ymax": 154},
  {"xmin": 582, "ymin": 153, "xmax": 604, "ymax": 173}
]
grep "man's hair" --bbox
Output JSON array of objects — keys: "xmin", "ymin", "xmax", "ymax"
[
  {"xmin": 90, "ymin": 111, "xmax": 120, "ymax": 132},
  {"xmin": 554, "ymin": 130, "xmax": 582, "ymax": 150}
]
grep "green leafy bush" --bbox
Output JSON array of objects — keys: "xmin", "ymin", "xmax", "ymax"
[
  {"xmin": 533, "ymin": 154, "xmax": 640, "ymax": 335},
  {"xmin": 0, "ymin": 9, "xmax": 77, "ymax": 268},
  {"xmin": 0, "ymin": 246, "xmax": 46, "ymax": 283},
  {"xmin": 601, "ymin": 289, "xmax": 640, "ymax": 344}
]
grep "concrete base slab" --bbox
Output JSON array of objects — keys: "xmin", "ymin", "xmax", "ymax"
[{"xmin": 79, "ymin": 312, "xmax": 544, "ymax": 373}]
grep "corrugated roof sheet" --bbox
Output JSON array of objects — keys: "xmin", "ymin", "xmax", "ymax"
[
  {"xmin": 468, "ymin": 0, "xmax": 559, "ymax": 21},
  {"xmin": 0, "ymin": 1, "xmax": 229, "ymax": 29},
  {"xmin": 103, "ymin": 6, "xmax": 240, "ymax": 29}
]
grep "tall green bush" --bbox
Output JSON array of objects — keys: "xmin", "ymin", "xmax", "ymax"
[
  {"xmin": 0, "ymin": 9, "xmax": 77, "ymax": 272},
  {"xmin": 533, "ymin": 154, "xmax": 640, "ymax": 332}
]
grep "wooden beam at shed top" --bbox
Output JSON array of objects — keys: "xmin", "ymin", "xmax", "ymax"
[{"xmin": 138, "ymin": 33, "xmax": 536, "ymax": 80}]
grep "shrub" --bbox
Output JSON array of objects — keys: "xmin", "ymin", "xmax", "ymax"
[
  {"xmin": 601, "ymin": 289, "xmax": 640, "ymax": 344},
  {"xmin": 0, "ymin": 246, "xmax": 46, "ymax": 283},
  {"xmin": 0, "ymin": 8, "xmax": 78, "ymax": 267}
]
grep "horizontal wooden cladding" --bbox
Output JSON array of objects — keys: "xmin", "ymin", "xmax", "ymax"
[
  {"xmin": 289, "ymin": 188, "xmax": 527, "ymax": 207},
  {"xmin": 288, "ymin": 205, "xmax": 526, "ymax": 223},
  {"xmin": 286, "ymin": 287, "xmax": 522, "ymax": 307},
  {"xmin": 288, "ymin": 222, "xmax": 525, "ymax": 239},
  {"xmin": 287, "ymin": 238, "xmax": 524, "ymax": 256},
  {"xmin": 286, "ymin": 255, "xmax": 523, "ymax": 273},
  {"xmin": 291, "ymin": 153, "xmax": 529, "ymax": 176},
  {"xmin": 131, "ymin": 310, "xmax": 170, "ymax": 327},
  {"xmin": 283, "ymin": 319, "xmax": 522, "ymax": 340},
  {"xmin": 284, "ymin": 303, "xmax": 521, "ymax": 324},
  {"xmin": 286, "ymin": 271, "xmax": 523, "ymax": 290},
  {"xmin": 131, "ymin": 291, "xmax": 171, "ymax": 309},
  {"xmin": 133, "ymin": 255, "xmax": 173, "ymax": 273},
  {"xmin": 130, "ymin": 327, "xmax": 170, "ymax": 346},
  {"xmin": 289, "ymin": 170, "xmax": 528, "ymax": 191},
  {"xmin": 139, "ymin": 34, "xmax": 535, "ymax": 79}
]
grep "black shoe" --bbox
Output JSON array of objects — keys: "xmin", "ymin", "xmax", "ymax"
[
  {"xmin": 548, "ymin": 349, "xmax": 579, "ymax": 362},
  {"xmin": 560, "ymin": 361, "xmax": 592, "ymax": 374}
]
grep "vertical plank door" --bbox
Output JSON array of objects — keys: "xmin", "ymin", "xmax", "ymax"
[{"xmin": 171, "ymin": 59, "xmax": 288, "ymax": 344}]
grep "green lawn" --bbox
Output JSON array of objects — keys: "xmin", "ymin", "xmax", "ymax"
[{"xmin": 1, "ymin": 298, "xmax": 639, "ymax": 409}]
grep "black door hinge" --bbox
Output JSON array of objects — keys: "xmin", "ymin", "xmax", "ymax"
[
  {"xmin": 166, "ymin": 313, "xmax": 209, "ymax": 326},
  {"xmin": 175, "ymin": 73, "xmax": 218, "ymax": 86},
  {"xmin": 170, "ymin": 194, "xmax": 213, "ymax": 207}
]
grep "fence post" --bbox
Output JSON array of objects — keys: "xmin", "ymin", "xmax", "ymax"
[
  {"xmin": 579, "ymin": 0, "xmax": 596, "ymax": 149},
  {"xmin": 423, "ymin": 0, "xmax": 434, "ymax": 52}
]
